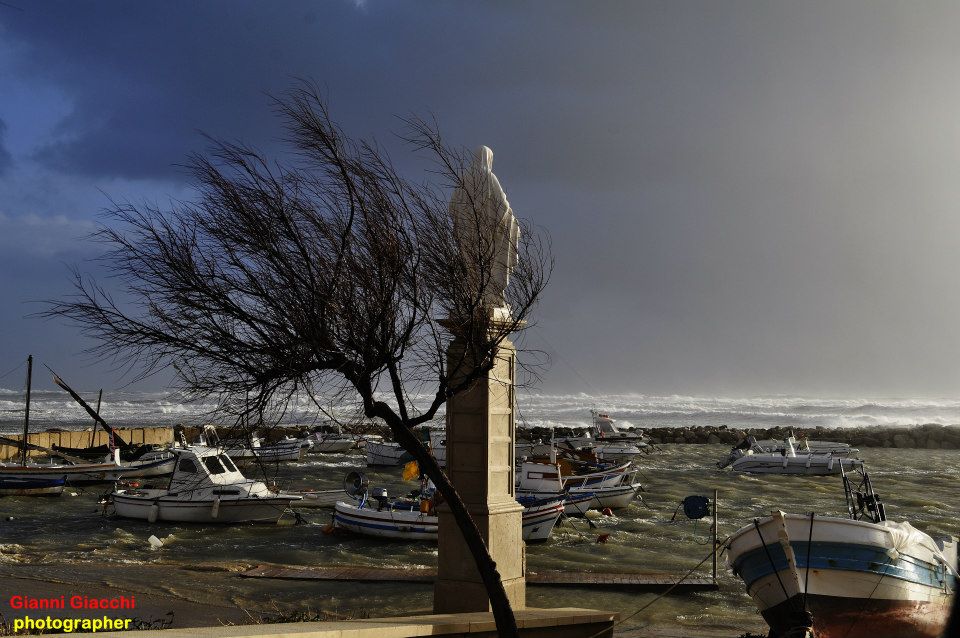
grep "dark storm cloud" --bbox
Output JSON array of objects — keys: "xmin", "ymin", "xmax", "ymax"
[{"xmin": 2, "ymin": 1, "xmax": 960, "ymax": 395}]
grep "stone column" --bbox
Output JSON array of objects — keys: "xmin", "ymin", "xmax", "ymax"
[{"xmin": 433, "ymin": 325, "xmax": 525, "ymax": 613}]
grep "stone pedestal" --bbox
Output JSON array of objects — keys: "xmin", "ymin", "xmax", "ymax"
[{"xmin": 433, "ymin": 327, "xmax": 525, "ymax": 613}]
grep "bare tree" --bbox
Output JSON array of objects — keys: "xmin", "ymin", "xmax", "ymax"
[{"xmin": 46, "ymin": 84, "xmax": 551, "ymax": 637}]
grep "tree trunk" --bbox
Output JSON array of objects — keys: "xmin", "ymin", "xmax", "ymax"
[{"xmin": 388, "ymin": 421, "xmax": 520, "ymax": 638}]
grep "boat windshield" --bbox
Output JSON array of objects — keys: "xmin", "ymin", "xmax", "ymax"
[
  {"xmin": 218, "ymin": 454, "xmax": 238, "ymax": 472},
  {"xmin": 177, "ymin": 458, "xmax": 199, "ymax": 474},
  {"xmin": 203, "ymin": 455, "xmax": 227, "ymax": 475}
]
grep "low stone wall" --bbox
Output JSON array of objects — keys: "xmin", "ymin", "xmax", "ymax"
[{"xmin": 0, "ymin": 427, "xmax": 175, "ymax": 461}]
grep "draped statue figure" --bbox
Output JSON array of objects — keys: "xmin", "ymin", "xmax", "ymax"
[{"xmin": 449, "ymin": 145, "xmax": 520, "ymax": 316}]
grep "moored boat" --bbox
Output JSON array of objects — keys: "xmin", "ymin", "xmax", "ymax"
[
  {"xmin": 333, "ymin": 484, "xmax": 564, "ymax": 542},
  {"xmin": 721, "ymin": 436, "xmax": 862, "ymax": 475},
  {"xmin": 726, "ymin": 467, "xmax": 956, "ymax": 638},
  {"xmin": 0, "ymin": 475, "xmax": 65, "ymax": 496},
  {"xmin": 365, "ymin": 440, "xmax": 411, "ymax": 466},
  {"xmin": 109, "ymin": 446, "xmax": 301, "ymax": 523}
]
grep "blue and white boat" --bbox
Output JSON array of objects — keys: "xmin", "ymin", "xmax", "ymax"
[
  {"xmin": 726, "ymin": 468, "xmax": 956, "ymax": 638},
  {"xmin": 0, "ymin": 475, "xmax": 65, "ymax": 496},
  {"xmin": 333, "ymin": 489, "xmax": 564, "ymax": 542}
]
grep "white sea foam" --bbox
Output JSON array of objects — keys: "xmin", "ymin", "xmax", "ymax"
[{"xmin": 0, "ymin": 387, "xmax": 957, "ymax": 433}]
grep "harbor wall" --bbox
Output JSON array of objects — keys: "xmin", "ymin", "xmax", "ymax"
[{"xmin": 0, "ymin": 427, "xmax": 175, "ymax": 461}]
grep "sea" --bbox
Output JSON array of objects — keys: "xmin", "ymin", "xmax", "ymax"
[
  {"xmin": 3, "ymin": 387, "xmax": 960, "ymax": 433},
  {"xmin": 1, "ymin": 390, "xmax": 959, "ymax": 636}
]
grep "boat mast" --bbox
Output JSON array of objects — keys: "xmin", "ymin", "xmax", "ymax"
[
  {"xmin": 21, "ymin": 355, "xmax": 32, "ymax": 466},
  {"xmin": 89, "ymin": 388, "xmax": 103, "ymax": 447}
]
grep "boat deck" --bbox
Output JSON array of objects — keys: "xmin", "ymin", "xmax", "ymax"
[{"xmin": 240, "ymin": 564, "xmax": 718, "ymax": 592}]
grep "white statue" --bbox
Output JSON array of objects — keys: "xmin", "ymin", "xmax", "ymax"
[{"xmin": 449, "ymin": 145, "xmax": 520, "ymax": 315}]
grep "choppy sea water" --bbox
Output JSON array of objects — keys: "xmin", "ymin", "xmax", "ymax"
[
  {"xmin": 2, "ymin": 388, "xmax": 960, "ymax": 433},
  {"xmin": 1, "ymin": 445, "xmax": 958, "ymax": 635}
]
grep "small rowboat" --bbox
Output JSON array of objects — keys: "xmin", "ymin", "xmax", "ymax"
[{"xmin": 0, "ymin": 475, "xmax": 65, "ymax": 496}]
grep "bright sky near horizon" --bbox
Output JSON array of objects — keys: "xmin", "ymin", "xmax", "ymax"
[{"xmin": 2, "ymin": 1, "xmax": 960, "ymax": 397}]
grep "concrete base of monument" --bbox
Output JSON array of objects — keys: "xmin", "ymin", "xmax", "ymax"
[{"xmin": 72, "ymin": 608, "xmax": 618, "ymax": 638}]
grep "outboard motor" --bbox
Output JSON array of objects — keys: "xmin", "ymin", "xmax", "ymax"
[{"xmin": 371, "ymin": 487, "xmax": 390, "ymax": 511}]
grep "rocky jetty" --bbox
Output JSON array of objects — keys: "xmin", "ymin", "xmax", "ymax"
[
  {"xmin": 515, "ymin": 423, "xmax": 960, "ymax": 449},
  {"xmin": 260, "ymin": 421, "xmax": 960, "ymax": 450}
]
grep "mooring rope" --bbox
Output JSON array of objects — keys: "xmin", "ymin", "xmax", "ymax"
[{"xmin": 582, "ymin": 533, "xmax": 733, "ymax": 638}]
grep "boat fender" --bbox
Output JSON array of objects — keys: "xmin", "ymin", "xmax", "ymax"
[
  {"xmin": 147, "ymin": 502, "xmax": 159, "ymax": 523},
  {"xmin": 211, "ymin": 496, "xmax": 221, "ymax": 519},
  {"xmin": 827, "ymin": 457, "xmax": 835, "ymax": 471}
]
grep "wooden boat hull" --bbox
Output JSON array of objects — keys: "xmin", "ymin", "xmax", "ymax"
[
  {"xmin": 728, "ymin": 512, "xmax": 955, "ymax": 638},
  {"xmin": 761, "ymin": 592, "xmax": 949, "ymax": 638},
  {"xmin": 112, "ymin": 493, "xmax": 295, "ymax": 523},
  {"xmin": 0, "ymin": 476, "xmax": 65, "ymax": 496},
  {"xmin": 0, "ymin": 463, "xmax": 125, "ymax": 485}
]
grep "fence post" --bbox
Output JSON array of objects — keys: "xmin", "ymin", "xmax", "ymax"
[{"xmin": 712, "ymin": 488, "xmax": 719, "ymax": 582}]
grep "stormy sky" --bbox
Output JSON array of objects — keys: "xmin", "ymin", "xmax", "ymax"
[{"xmin": 2, "ymin": 1, "xmax": 960, "ymax": 397}]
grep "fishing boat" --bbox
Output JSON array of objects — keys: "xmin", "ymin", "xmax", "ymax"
[
  {"xmin": 109, "ymin": 446, "xmax": 301, "ymax": 523},
  {"xmin": 720, "ymin": 436, "xmax": 863, "ymax": 475},
  {"xmin": 0, "ymin": 357, "xmax": 133, "ymax": 489},
  {"xmin": 726, "ymin": 467, "xmax": 956, "ymax": 638},
  {"xmin": 589, "ymin": 409, "xmax": 648, "ymax": 443},
  {"xmin": 517, "ymin": 459, "xmax": 634, "ymax": 491},
  {"xmin": 201, "ymin": 426, "xmax": 308, "ymax": 463},
  {"xmin": 365, "ymin": 440, "xmax": 411, "ymax": 466},
  {"xmin": 308, "ymin": 426, "xmax": 357, "ymax": 453},
  {"xmin": 333, "ymin": 490, "xmax": 564, "ymax": 542},
  {"xmin": 0, "ymin": 476, "xmax": 65, "ymax": 496},
  {"xmin": 516, "ymin": 460, "xmax": 641, "ymax": 512},
  {"xmin": 751, "ymin": 435, "xmax": 858, "ymax": 457}
]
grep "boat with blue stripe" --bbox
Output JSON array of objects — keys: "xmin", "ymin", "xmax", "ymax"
[
  {"xmin": 0, "ymin": 475, "xmax": 66, "ymax": 496},
  {"xmin": 726, "ymin": 466, "xmax": 956, "ymax": 638}
]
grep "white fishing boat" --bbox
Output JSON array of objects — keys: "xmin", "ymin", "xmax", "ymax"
[
  {"xmin": 752, "ymin": 436, "xmax": 858, "ymax": 457},
  {"xmin": 202, "ymin": 426, "xmax": 308, "ymax": 463},
  {"xmin": 726, "ymin": 468, "xmax": 956, "ymax": 638},
  {"xmin": 592, "ymin": 442, "xmax": 646, "ymax": 462},
  {"xmin": 589, "ymin": 409, "xmax": 648, "ymax": 443},
  {"xmin": 568, "ymin": 480, "xmax": 642, "ymax": 511},
  {"xmin": 333, "ymin": 492, "xmax": 564, "ymax": 542},
  {"xmin": 365, "ymin": 440, "xmax": 410, "ymax": 466},
  {"xmin": 721, "ymin": 436, "xmax": 862, "ymax": 475},
  {"xmin": 517, "ymin": 460, "xmax": 633, "ymax": 492},
  {"xmin": 110, "ymin": 446, "xmax": 301, "ymax": 523},
  {"xmin": 308, "ymin": 427, "xmax": 357, "ymax": 454},
  {"xmin": 515, "ymin": 461, "xmax": 641, "ymax": 513}
]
